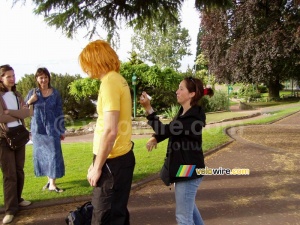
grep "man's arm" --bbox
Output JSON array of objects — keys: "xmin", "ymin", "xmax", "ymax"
[{"xmin": 87, "ymin": 110, "xmax": 120, "ymax": 187}]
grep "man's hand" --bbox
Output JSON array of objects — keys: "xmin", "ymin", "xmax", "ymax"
[{"xmin": 87, "ymin": 163, "xmax": 102, "ymax": 187}]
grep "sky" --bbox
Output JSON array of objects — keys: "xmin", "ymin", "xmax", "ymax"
[{"xmin": 0, "ymin": 0, "xmax": 200, "ymax": 81}]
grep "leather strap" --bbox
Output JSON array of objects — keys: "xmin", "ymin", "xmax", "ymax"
[{"xmin": 0, "ymin": 95, "xmax": 8, "ymax": 134}]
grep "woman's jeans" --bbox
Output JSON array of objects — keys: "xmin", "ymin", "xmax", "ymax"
[{"xmin": 175, "ymin": 177, "xmax": 204, "ymax": 225}]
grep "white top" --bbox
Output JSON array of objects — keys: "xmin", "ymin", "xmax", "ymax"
[{"xmin": 2, "ymin": 91, "xmax": 21, "ymax": 127}]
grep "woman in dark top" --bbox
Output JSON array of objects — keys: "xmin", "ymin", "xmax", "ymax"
[{"xmin": 140, "ymin": 77, "xmax": 213, "ymax": 225}]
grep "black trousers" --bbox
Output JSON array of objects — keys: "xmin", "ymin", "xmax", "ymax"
[
  {"xmin": 91, "ymin": 149, "xmax": 135, "ymax": 225},
  {"xmin": 0, "ymin": 138, "xmax": 26, "ymax": 215}
]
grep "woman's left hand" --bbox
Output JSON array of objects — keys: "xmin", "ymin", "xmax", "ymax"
[
  {"xmin": 146, "ymin": 137, "xmax": 157, "ymax": 152},
  {"xmin": 60, "ymin": 134, "xmax": 65, "ymax": 140}
]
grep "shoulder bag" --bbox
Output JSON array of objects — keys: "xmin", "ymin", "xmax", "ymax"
[
  {"xmin": 0, "ymin": 94, "xmax": 30, "ymax": 150},
  {"xmin": 160, "ymin": 157, "xmax": 171, "ymax": 186}
]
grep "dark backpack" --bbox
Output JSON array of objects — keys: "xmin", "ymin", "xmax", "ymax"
[{"xmin": 65, "ymin": 201, "xmax": 93, "ymax": 225}]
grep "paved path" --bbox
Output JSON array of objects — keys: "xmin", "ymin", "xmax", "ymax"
[
  {"xmin": 129, "ymin": 111, "xmax": 300, "ymax": 225},
  {"xmin": 1, "ymin": 105, "xmax": 300, "ymax": 224}
]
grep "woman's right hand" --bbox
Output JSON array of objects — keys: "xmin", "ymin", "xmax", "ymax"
[
  {"xmin": 27, "ymin": 93, "xmax": 38, "ymax": 105},
  {"xmin": 139, "ymin": 92, "xmax": 151, "ymax": 106},
  {"xmin": 139, "ymin": 92, "xmax": 153, "ymax": 113}
]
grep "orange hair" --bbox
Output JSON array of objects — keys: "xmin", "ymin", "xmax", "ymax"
[{"xmin": 79, "ymin": 40, "xmax": 120, "ymax": 79}]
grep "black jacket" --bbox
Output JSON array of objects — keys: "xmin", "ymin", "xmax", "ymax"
[{"xmin": 147, "ymin": 105, "xmax": 206, "ymax": 183}]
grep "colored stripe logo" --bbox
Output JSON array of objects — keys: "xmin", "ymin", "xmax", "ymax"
[{"xmin": 176, "ymin": 165, "xmax": 196, "ymax": 177}]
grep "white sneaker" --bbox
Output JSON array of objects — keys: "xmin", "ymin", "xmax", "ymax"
[
  {"xmin": 2, "ymin": 215, "xmax": 14, "ymax": 224},
  {"xmin": 19, "ymin": 200, "xmax": 32, "ymax": 207}
]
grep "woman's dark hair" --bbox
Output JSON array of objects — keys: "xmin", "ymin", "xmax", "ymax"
[
  {"xmin": 35, "ymin": 67, "xmax": 52, "ymax": 88},
  {"xmin": 0, "ymin": 64, "xmax": 17, "ymax": 92},
  {"xmin": 184, "ymin": 76, "xmax": 214, "ymax": 106}
]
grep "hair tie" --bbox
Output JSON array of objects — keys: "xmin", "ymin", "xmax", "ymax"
[{"xmin": 203, "ymin": 88, "xmax": 214, "ymax": 97}]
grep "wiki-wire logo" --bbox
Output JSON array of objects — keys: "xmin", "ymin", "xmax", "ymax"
[{"xmin": 176, "ymin": 165, "xmax": 196, "ymax": 177}]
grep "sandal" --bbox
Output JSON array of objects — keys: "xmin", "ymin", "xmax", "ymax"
[
  {"xmin": 49, "ymin": 187, "xmax": 64, "ymax": 193},
  {"xmin": 42, "ymin": 182, "xmax": 50, "ymax": 190}
]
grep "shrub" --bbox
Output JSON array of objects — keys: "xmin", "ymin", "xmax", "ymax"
[
  {"xmin": 238, "ymin": 84, "xmax": 262, "ymax": 102},
  {"xmin": 257, "ymin": 85, "xmax": 268, "ymax": 93},
  {"xmin": 249, "ymin": 93, "xmax": 262, "ymax": 101},
  {"xmin": 200, "ymin": 90, "xmax": 228, "ymax": 112},
  {"xmin": 163, "ymin": 90, "xmax": 228, "ymax": 118},
  {"xmin": 163, "ymin": 104, "xmax": 180, "ymax": 119}
]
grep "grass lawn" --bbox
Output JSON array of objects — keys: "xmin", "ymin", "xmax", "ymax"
[
  {"xmin": 249, "ymin": 100, "xmax": 299, "ymax": 108},
  {"xmin": 206, "ymin": 111, "xmax": 251, "ymax": 123},
  {"xmin": 66, "ymin": 117, "xmax": 95, "ymax": 130},
  {"xmin": 0, "ymin": 103, "xmax": 299, "ymax": 206},
  {"xmin": 0, "ymin": 140, "xmax": 168, "ymax": 206}
]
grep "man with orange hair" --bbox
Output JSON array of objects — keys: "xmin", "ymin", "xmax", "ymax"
[{"xmin": 79, "ymin": 40, "xmax": 135, "ymax": 225}]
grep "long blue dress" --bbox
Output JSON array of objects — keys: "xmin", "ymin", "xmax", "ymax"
[{"xmin": 25, "ymin": 88, "xmax": 65, "ymax": 178}]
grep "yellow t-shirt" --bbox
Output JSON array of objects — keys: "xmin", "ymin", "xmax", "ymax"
[{"xmin": 93, "ymin": 71, "xmax": 132, "ymax": 158}]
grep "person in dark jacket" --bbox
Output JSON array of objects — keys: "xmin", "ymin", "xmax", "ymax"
[{"xmin": 139, "ymin": 77, "xmax": 213, "ymax": 225}]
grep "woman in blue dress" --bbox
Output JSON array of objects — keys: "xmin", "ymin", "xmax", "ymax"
[{"xmin": 25, "ymin": 67, "xmax": 65, "ymax": 193}]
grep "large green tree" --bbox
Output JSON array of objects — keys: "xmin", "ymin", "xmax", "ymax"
[
  {"xmin": 194, "ymin": 26, "xmax": 205, "ymax": 71},
  {"xmin": 131, "ymin": 22, "xmax": 192, "ymax": 70},
  {"xmin": 200, "ymin": 0, "xmax": 300, "ymax": 98},
  {"xmin": 12, "ymin": 0, "xmax": 233, "ymax": 39}
]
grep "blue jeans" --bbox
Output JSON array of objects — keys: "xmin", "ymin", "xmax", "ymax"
[{"xmin": 174, "ymin": 177, "xmax": 204, "ymax": 225}]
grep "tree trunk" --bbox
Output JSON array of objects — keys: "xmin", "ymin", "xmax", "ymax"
[{"xmin": 268, "ymin": 78, "xmax": 280, "ymax": 98}]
